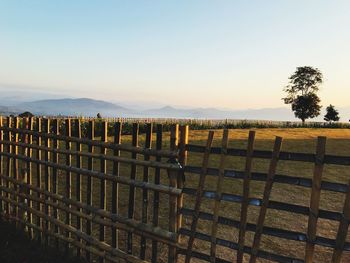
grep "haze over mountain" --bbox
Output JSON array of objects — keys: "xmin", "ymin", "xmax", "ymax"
[
  {"xmin": 17, "ymin": 98, "xmax": 130, "ymax": 117},
  {"xmin": 1, "ymin": 96, "xmax": 349, "ymax": 122}
]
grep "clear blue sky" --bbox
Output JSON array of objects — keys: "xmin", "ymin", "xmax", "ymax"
[{"xmin": 0, "ymin": 1, "xmax": 349, "ymax": 109}]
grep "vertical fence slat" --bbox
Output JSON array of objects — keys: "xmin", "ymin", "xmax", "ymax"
[
  {"xmin": 178, "ymin": 125, "xmax": 189, "ymax": 237},
  {"xmin": 52, "ymin": 118, "xmax": 60, "ymax": 248},
  {"xmin": 26, "ymin": 117, "xmax": 34, "ymax": 238},
  {"xmin": 140, "ymin": 123, "xmax": 153, "ymax": 260},
  {"xmin": 99, "ymin": 121, "xmax": 107, "ymax": 263},
  {"xmin": 185, "ymin": 130, "xmax": 215, "ymax": 263},
  {"xmin": 249, "ymin": 136, "xmax": 282, "ymax": 263},
  {"xmin": 151, "ymin": 124, "xmax": 162, "ymax": 263},
  {"xmin": 86, "ymin": 120, "xmax": 94, "ymax": 261},
  {"xmin": 237, "ymin": 131, "xmax": 256, "ymax": 263},
  {"xmin": 210, "ymin": 129, "xmax": 229, "ymax": 263},
  {"xmin": 43, "ymin": 118, "xmax": 51, "ymax": 246},
  {"xmin": 168, "ymin": 124, "xmax": 179, "ymax": 263},
  {"xmin": 305, "ymin": 136, "xmax": 327, "ymax": 263},
  {"xmin": 65, "ymin": 119, "xmax": 72, "ymax": 252},
  {"xmin": 35, "ymin": 118, "xmax": 42, "ymax": 241},
  {"xmin": 112, "ymin": 121, "xmax": 122, "ymax": 249},
  {"xmin": 332, "ymin": 177, "xmax": 350, "ymax": 263},
  {"xmin": 0, "ymin": 117, "xmax": 3, "ymax": 214},
  {"xmin": 12, "ymin": 117, "xmax": 19, "ymax": 218},
  {"xmin": 75, "ymin": 119, "xmax": 82, "ymax": 257},
  {"xmin": 127, "ymin": 123, "xmax": 139, "ymax": 254},
  {"xmin": 17, "ymin": 118, "xmax": 27, "ymax": 230},
  {"xmin": 4, "ymin": 117, "xmax": 12, "ymax": 217}
]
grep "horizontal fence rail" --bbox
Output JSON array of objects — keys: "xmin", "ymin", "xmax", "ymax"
[{"xmin": 186, "ymin": 144, "xmax": 350, "ymax": 166}]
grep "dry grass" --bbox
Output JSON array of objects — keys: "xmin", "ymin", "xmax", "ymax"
[{"xmin": 179, "ymin": 128, "xmax": 350, "ymax": 262}]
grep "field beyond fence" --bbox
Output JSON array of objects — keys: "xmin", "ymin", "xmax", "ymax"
[
  {"xmin": 0, "ymin": 116, "xmax": 350, "ymax": 263},
  {"xmin": 39, "ymin": 116, "xmax": 350, "ymax": 132}
]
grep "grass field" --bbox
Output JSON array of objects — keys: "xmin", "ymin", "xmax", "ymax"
[
  {"xmin": 2, "ymin": 127, "xmax": 350, "ymax": 262},
  {"xmin": 179, "ymin": 128, "xmax": 350, "ymax": 263}
]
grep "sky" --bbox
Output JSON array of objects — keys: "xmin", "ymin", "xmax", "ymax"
[{"xmin": 0, "ymin": 1, "xmax": 349, "ymax": 109}]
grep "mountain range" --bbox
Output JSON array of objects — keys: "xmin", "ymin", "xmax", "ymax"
[{"xmin": 0, "ymin": 97, "xmax": 349, "ymax": 122}]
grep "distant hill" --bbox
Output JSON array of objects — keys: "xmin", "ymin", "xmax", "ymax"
[
  {"xmin": 142, "ymin": 106, "xmax": 296, "ymax": 121},
  {"xmin": 18, "ymin": 98, "xmax": 130, "ymax": 117},
  {"xmin": 0, "ymin": 105, "xmax": 22, "ymax": 116},
  {"xmin": 0, "ymin": 96, "xmax": 349, "ymax": 122},
  {"xmin": 142, "ymin": 105, "xmax": 350, "ymax": 122}
]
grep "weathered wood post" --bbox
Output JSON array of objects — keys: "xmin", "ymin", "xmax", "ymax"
[
  {"xmin": 12, "ymin": 117, "xmax": 19, "ymax": 219},
  {"xmin": 112, "ymin": 121, "xmax": 122, "ymax": 250},
  {"xmin": 26, "ymin": 117, "xmax": 34, "ymax": 239},
  {"xmin": 17, "ymin": 117, "xmax": 28, "ymax": 230},
  {"xmin": 167, "ymin": 161, "xmax": 181, "ymax": 263},
  {"xmin": 75, "ymin": 118, "xmax": 82, "ymax": 257},
  {"xmin": 168, "ymin": 124, "xmax": 180, "ymax": 263},
  {"xmin": 0, "ymin": 116, "xmax": 3, "ymax": 215},
  {"xmin": 18, "ymin": 168, "xmax": 27, "ymax": 230},
  {"xmin": 140, "ymin": 123, "xmax": 153, "ymax": 260},
  {"xmin": 305, "ymin": 136, "xmax": 326, "ymax": 263},
  {"xmin": 185, "ymin": 131, "xmax": 214, "ymax": 263},
  {"xmin": 43, "ymin": 118, "xmax": 51, "ymax": 246},
  {"xmin": 151, "ymin": 124, "xmax": 163, "ymax": 263},
  {"xmin": 178, "ymin": 125, "xmax": 189, "ymax": 238}
]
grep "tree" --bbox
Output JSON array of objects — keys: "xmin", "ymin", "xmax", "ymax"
[
  {"xmin": 324, "ymin": 104, "xmax": 340, "ymax": 122},
  {"xmin": 291, "ymin": 93, "xmax": 321, "ymax": 123},
  {"xmin": 18, "ymin": 111, "xmax": 34, "ymax": 118},
  {"xmin": 283, "ymin": 66, "xmax": 323, "ymax": 123},
  {"xmin": 97, "ymin": 113, "xmax": 102, "ymax": 119}
]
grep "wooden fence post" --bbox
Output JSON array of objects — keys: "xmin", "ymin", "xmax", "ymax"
[
  {"xmin": 35, "ymin": 117, "xmax": 42, "ymax": 241},
  {"xmin": 17, "ymin": 117, "xmax": 28, "ymax": 230},
  {"xmin": 249, "ymin": 136, "xmax": 282, "ymax": 263},
  {"xmin": 178, "ymin": 125, "xmax": 189, "ymax": 236},
  {"xmin": 65, "ymin": 118, "xmax": 72, "ymax": 252},
  {"xmin": 4, "ymin": 117, "xmax": 12, "ymax": 218},
  {"xmin": 185, "ymin": 131, "xmax": 214, "ymax": 263},
  {"xmin": 0, "ymin": 116, "xmax": 3, "ymax": 214},
  {"xmin": 43, "ymin": 118, "xmax": 51, "ymax": 246},
  {"xmin": 210, "ymin": 129, "xmax": 229, "ymax": 263},
  {"xmin": 75, "ymin": 119, "xmax": 82, "ymax": 257},
  {"xmin": 52, "ymin": 118, "xmax": 60, "ymax": 248},
  {"xmin": 12, "ymin": 117, "xmax": 19, "ymax": 219},
  {"xmin": 112, "ymin": 121, "xmax": 122, "ymax": 249},
  {"xmin": 152, "ymin": 124, "xmax": 163, "ymax": 263},
  {"xmin": 99, "ymin": 121, "xmax": 107, "ymax": 263},
  {"xmin": 140, "ymin": 123, "xmax": 153, "ymax": 260},
  {"xmin": 305, "ymin": 136, "xmax": 327, "ymax": 263},
  {"xmin": 26, "ymin": 117, "xmax": 34, "ymax": 238},
  {"xmin": 332, "ymin": 177, "xmax": 350, "ymax": 263},
  {"xmin": 86, "ymin": 120, "xmax": 94, "ymax": 261},
  {"xmin": 127, "ymin": 123, "xmax": 139, "ymax": 254},
  {"xmin": 237, "ymin": 131, "xmax": 256, "ymax": 263},
  {"xmin": 168, "ymin": 124, "xmax": 179, "ymax": 263}
]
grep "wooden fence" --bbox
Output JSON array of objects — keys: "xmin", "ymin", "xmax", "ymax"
[
  {"xmin": 0, "ymin": 116, "xmax": 350, "ymax": 262},
  {"xmin": 0, "ymin": 117, "xmax": 186, "ymax": 263},
  {"xmin": 178, "ymin": 130, "xmax": 350, "ymax": 263}
]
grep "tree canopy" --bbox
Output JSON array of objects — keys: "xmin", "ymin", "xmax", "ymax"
[
  {"xmin": 283, "ymin": 66, "xmax": 323, "ymax": 123},
  {"xmin": 324, "ymin": 104, "xmax": 340, "ymax": 122}
]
